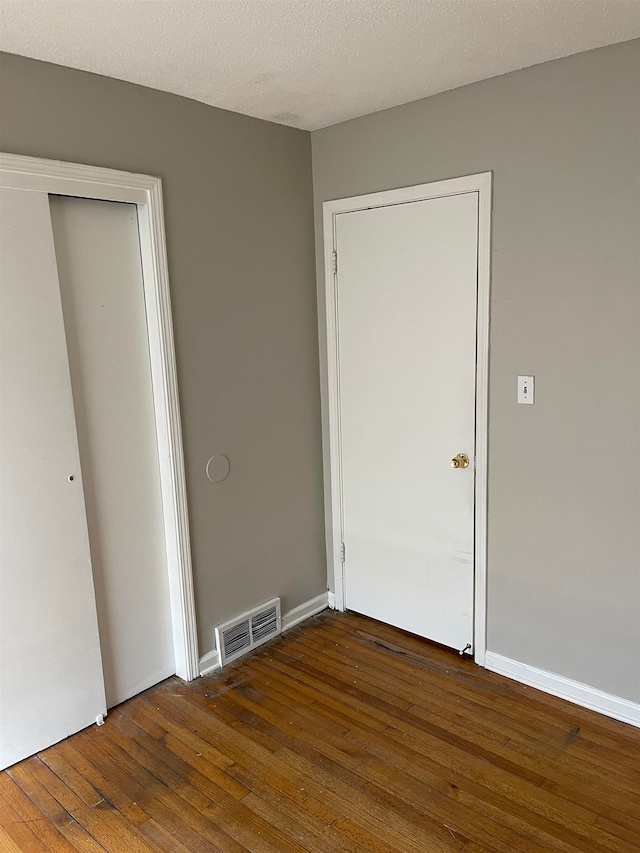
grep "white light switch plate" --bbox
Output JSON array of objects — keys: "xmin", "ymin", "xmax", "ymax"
[{"xmin": 518, "ymin": 375, "xmax": 534, "ymax": 404}]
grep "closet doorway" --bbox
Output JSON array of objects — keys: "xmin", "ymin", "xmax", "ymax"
[{"xmin": 0, "ymin": 154, "xmax": 198, "ymax": 770}]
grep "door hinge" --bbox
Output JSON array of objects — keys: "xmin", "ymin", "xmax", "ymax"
[
  {"xmin": 340, "ymin": 541, "xmax": 345, "ymax": 563},
  {"xmin": 332, "ymin": 250, "xmax": 338, "ymax": 275}
]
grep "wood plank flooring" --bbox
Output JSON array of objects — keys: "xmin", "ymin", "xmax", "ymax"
[{"xmin": 2, "ymin": 610, "xmax": 639, "ymax": 852}]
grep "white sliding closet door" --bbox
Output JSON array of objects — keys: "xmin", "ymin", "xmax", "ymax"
[
  {"xmin": 50, "ymin": 196, "xmax": 175, "ymax": 709},
  {"xmin": 0, "ymin": 187, "xmax": 106, "ymax": 770}
]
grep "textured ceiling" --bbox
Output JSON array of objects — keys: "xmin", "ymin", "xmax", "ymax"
[{"xmin": 1, "ymin": 0, "xmax": 639, "ymax": 130}]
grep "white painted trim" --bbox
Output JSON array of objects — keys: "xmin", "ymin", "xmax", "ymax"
[
  {"xmin": 321, "ymin": 173, "xmax": 492, "ymax": 662},
  {"xmin": 327, "ymin": 591, "xmax": 337, "ymax": 610},
  {"xmin": 1, "ymin": 153, "xmax": 200, "ymax": 682},
  {"xmin": 135, "ymin": 185, "xmax": 199, "ymax": 682},
  {"xmin": 485, "ymin": 651, "xmax": 640, "ymax": 728},
  {"xmin": 199, "ymin": 649, "xmax": 221, "ymax": 677},
  {"xmin": 322, "ymin": 201, "xmax": 347, "ymax": 612},
  {"xmin": 0, "ymin": 153, "xmax": 151, "ymax": 202},
  {"xmin": 281, "ymin": 592, "xmax": 329, "ymax": 632},
  {"xmin": 473, "ymin": 173, "xmax": 492, "ymax": 667},
  {"xmin": 199, "ymin": 592, "xmax": 329, "ymax": 674}
]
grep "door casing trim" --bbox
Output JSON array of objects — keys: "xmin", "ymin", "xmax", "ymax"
[
  {"xmin": 0, "ymin": 152, "xmax": 200, "ymax": 681},
  {"xmin": 321, "ymin": 172, "xmax": 492, "ymax": 665}
]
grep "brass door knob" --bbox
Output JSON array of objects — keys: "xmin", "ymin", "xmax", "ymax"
[{"xmin": 451, "ymin": 453, "xmax": 470, "ymax": 469}]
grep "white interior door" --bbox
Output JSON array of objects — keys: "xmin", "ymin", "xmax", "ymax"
[
  {"xmin": 336, "ymin": 191, "xmax": 478, "ymax": 651},
  {"xmin": 0, "ymin": 187, "xmax": 106, "ymax": 769},
  {"xmin": 49, "ymin": 196, "xmax": 175, "ymax": 708}
]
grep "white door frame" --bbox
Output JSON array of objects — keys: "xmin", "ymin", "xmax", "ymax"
[
  {"xmin": 321, "ymin": 172, "xmax": 492, "ymax": 666},
  {"xmin": 0, "ymin": 152, "xmax": 200, "ymax": 681}
]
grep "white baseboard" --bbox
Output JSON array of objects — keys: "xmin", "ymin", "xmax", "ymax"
[
  {"xmin": 281, "ymin": 592, "xmax": 329, "ymax": 632},
  {"xmin": 199, "ymin": 592, "xmax": 329, "ymax": 676},
  {"xmin": 485, "ymin": 651, "xmax": 640, "ymax": 728},
  {"xmin": 327, "ymin": 591, "xmax": 336, "ymax": 609},
  {"xmin": 199, "ymin": 648, "xmax": 221, "ymax": 676}
]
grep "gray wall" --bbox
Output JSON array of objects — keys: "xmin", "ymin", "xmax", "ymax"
[
  {"xmin": 0, "ymin": 52, "xmax": 327, "ymax": 657},
  {"xmin": 312, "ymin": 40, "xmax": 640, "ymax": 702}
]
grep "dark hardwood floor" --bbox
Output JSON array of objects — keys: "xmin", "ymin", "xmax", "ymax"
[{"xmin": 2, "ymin": 610, "xmax": 639, "ymax": 852}]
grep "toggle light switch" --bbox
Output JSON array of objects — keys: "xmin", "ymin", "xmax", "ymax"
[{"xmin": 518, "ymin": 375, "xmax": 534, "ymax": 404}]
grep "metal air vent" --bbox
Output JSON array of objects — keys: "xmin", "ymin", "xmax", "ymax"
[{"xmin": 215, "ymin": 597, "xmax": 281, "ymax": 666}]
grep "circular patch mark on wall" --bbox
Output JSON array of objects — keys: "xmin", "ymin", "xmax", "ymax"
[{"xmin": 206, "ymin": 454, "xmax": 231, "ymax": 483}]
